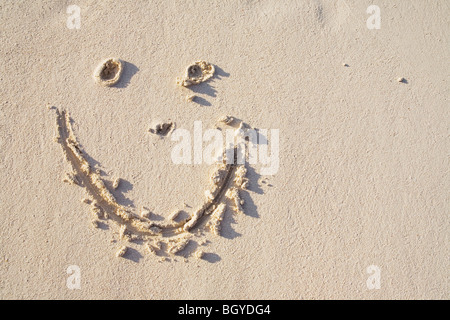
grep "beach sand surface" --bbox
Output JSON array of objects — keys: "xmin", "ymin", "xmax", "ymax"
[{"xmin": 0, "ymin": 1, "xmax": 448, "ymax": 299}]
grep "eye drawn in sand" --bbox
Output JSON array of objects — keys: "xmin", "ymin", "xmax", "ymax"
[
  {"xmin": 93, "ymin": 58, "xmax": 123, "ymax": 87},
  {"xmin": 53, "ymin": 108, "xmax": 252, "ymax": 262},
  {"xmin": 176, "ymin": 60, "xmax": 215, "ymax": 87}
]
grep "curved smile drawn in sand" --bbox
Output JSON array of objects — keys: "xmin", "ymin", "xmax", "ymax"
[{"xmin": 53, "ymin": 108, "xmax": 252, "ymax": 262}]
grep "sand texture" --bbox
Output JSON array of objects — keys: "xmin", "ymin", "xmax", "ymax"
[{"xmin": 0, "ymin": 1, "xmax": 448, "ymax": 299}]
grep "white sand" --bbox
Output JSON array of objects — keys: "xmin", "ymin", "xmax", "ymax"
[{"xmin": 0, "ymin": 1, "xmax": 448, "ymax": 299}]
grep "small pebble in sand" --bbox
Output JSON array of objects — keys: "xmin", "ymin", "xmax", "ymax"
[
  {"xmin": 194, "ymin": 250, "xmax": 204, "ymax": 260},
  {"xmin": 140, "ymin": 208, "xmax": 151, "ymax": 219},
  {"xmin": 145, "ymin": 243, "xmax": 156, "ymax": 255},
  {"xmin": 217, "ymin": 115, "xmax": 235, "ymax": 125},
  {"xmin": 168, "ymin": 209, "xmax": 181, "ymax": 221},
  {"xmin": 186, "ymin": 94, "xmax": 196, "ymax": 102},
  {"xmin": 115, "ymin": 246, "xmax": 128, "ymax": 258},
  {"xmin": 112, "ymin": 178, "xmax": 121, "ymax": 189}
]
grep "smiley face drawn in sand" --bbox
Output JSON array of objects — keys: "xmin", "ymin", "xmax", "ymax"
[{"xmin": 53, "ymin": 60, "xmax": 253, "ymax": 262}]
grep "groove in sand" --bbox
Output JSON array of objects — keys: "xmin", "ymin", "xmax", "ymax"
[{"xmin": 54, "ymin": 108, "xmax": 250, "ymax": 258}]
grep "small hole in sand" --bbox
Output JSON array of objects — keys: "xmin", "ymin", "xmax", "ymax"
[
  {"xmin": 100, "ymin": 61, "xmax": 120, "ymax": 80},
  {"xmin": 188, "ymin": 65, "xmax": 202, "ymax": 79},
  {"xmin": 93, "ymin": 58, "xmax": 123, "ymax": 86}
]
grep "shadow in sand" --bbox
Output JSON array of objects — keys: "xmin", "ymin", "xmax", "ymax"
[
  {"xmin": 116, "ymin": 61, "xmax": 139, "ymax": 88},
  {"xmin": 202, "ymin": 252, "xmax": 221, "ymax": 263},
  {"xmin": 108, "ymin": 178, "xmax": 135, "ymax": 208},
  {"xmin": 123, "ymin": 247, "xmax": 143, "ymax": 263},
  {"xmin": 188, "ymin": 81, "xmax": 217, "ymax": 98},
  {"xmin": 192, "ymin": 96, "xmax": 212, "ymax": 106},
  {"xmin": 220, "ymin": 207, "xmax": 242, "ymax": 240},
  {"xmin": 246, "ymin": 162, "xmax": 264, "ymax": 196},
  {"xmin": 176, "ymin": 239, "xmax": 198, "ymax": 258},
  {"xmin": 214, "ymin": 65, "xmax": 230, "ymax": 79},
  {"xmin": 96, "ymin": 221, "xmax": 109, "ymax": 230},
  {"xmin": 240, "ymin": 176, "xmax": 260, "ymax": 219},
  {"xmin": 185, "ymin": 64, "xmax": 230, "ymax": 104}
]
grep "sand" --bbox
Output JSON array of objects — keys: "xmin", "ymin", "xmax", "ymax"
[{"xmin": 0, "ymin": 1, "xmax": 448, "ymax": 299}]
